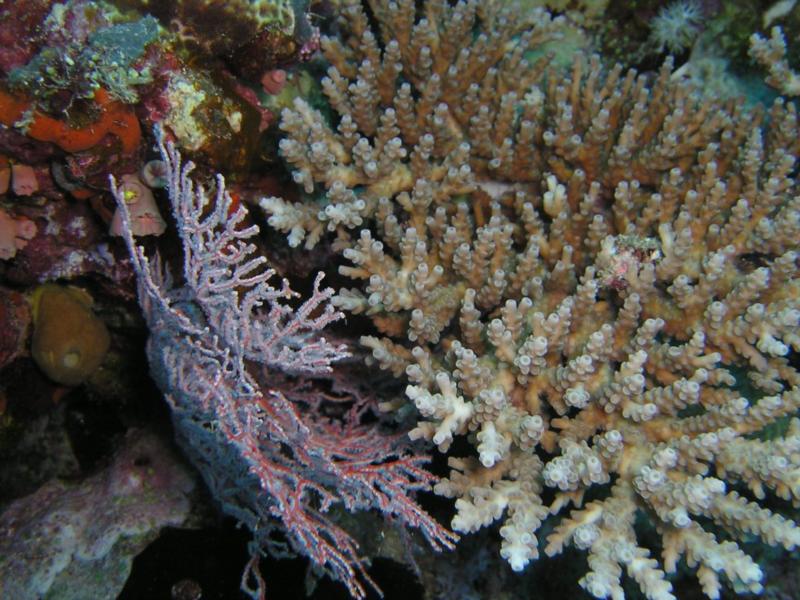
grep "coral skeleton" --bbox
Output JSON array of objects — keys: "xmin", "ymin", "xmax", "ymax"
[{"xmin": 261, "ymin": 1, "xmax": 800, "ymax": 598}]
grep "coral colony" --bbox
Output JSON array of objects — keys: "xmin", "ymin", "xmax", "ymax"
[
  {"xmin": 1, "ymin": 1, "xmax": 799, "ymax": 600},
  {"xmin": 261, "ymin": 1, "xmax": 800, "ymax": 598}
]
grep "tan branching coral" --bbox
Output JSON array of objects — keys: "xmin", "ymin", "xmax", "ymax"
[
  {"xmin": 750, "ymin": 26, "xmax": 800, "ymax": 96},
  {"xmin": 261, "ymin": 1, "xmax": 800, "ymax": 598}
]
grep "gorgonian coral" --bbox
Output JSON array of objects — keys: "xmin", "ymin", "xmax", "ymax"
[{"xmin": 113, "ymin": 129, "xmax": 455, "ymax": 599}]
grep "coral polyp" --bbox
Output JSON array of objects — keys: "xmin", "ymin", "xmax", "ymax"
[{"xmin": 649, "ymin": 0, "xmax": 704, "ymax": 54}]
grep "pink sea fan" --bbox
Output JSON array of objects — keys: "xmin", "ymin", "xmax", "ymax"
[
  {"xmin": 110, "ymin": 129, "xmax": 455, "ymax": 599},
  {"xmin": 0, "ymin": 207, "xmax": 36, "ymax": 260}
]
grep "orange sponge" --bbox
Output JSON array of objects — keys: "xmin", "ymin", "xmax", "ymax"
[{"xmin": 0, "ymin": 88, "xmax": 141, "ymax": 154}]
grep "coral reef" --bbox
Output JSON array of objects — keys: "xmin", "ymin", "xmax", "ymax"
[
  {"xmin": 0, "ymin": 0, "xmax": 317, "ymax": 197},
  {"xmin": 2, "ymin": 0, "xmax": 799, "ymax": 597},
  {"xmin": 261, "ymin": 1, "xmax": 800, "ymax": 598},
  {"xmin": 0, "ymin": 429, "xmax": 194, "ymax": 600},
  {"xmin": 0, "ymin": 87, "xmax": 141, "ymax": 156},
  {"xmin": 155, "ymin": 66, "xmax": 267, "ymax": 168},
  {"xmin": 139, "ymin": 0, "xmax": 306, "ymax": 79},
  {"xmin": 0, "ymin": 197, "xmax": 133, "ymax": 286},
  {"xmin": 6, "ymin": 8, "xmax": 160, "ymax": 109}
]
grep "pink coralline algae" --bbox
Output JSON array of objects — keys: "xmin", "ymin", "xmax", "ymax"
[
  {"xmin": 0, "ymin": 429, "xmax": 195, "ymax": 600},
  {"xmin": 10, "ymin": 164, "xmax": 40, "ymax": 196},
  {"xmin": 0, "ymin": 207, "xmax": 37, "ymax": 260},
  {"xmin": 111, "ymin": 131, "xmax": 456, "ymax": 599},
  {"xmin": 1, "ymin": 200, "xmax": 99, "ymax": 285},
  {"xmin": 0, "ymin": 287, "xmax": 31, "ymax": 369}
]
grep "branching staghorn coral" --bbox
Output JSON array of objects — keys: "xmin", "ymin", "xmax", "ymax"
[
  {"xmin": 261, "ymin": 1, "xmax": 800, "ymax": 598},
  {"xmin": 750, "ymin": 26, "xmax": 800, "ymax": 96}
]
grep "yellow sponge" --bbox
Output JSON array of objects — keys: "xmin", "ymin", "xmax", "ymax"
[{"xmin": 31, "ymin": 285, "xmax": 110, "ymax": 386}]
